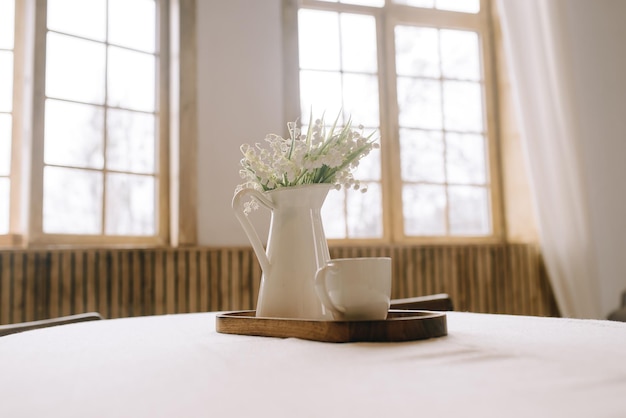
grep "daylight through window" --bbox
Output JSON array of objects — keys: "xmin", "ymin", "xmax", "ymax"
[
  {"xmin": 0, "ymin": 0, "xmax": 169, "ymax": 246},
  {"xmin": 43, "ymin": 0, "xmax": 158, "ymax": 236},
  {"xmin": 0, "ymin": 0, "xmax": 15, "ymax": 235},
  {"xmin": 296, "ymin": 0, "xmax": 498, "ymax": 242}
]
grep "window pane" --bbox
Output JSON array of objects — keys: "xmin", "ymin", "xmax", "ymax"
[
  {"xmin": 108, "ymin": 0, "xmax": 156, "ymax": 52},
  {"xmin": 353, "ymin": 140, "xmax": 381, "ymax": 181},
  {"xmin": 46, "ymin": 33, "xmax": 105, "ymax": 104},
  {"xmin": 322, "ymin": 188, "xmax": 346, "ymax": 239},
  {"xmin": 0, "ymin": 113, "xmax": 11, "ymax": 175},
  {"xmin": 0, "ymin": 178, "xmax": 8, "ymax": 234},
  {"xmin": 43, "ymin": 166, "xmax": 103, "ymax": 234},
  {"xmin": 341, "ymin": 0, "xmax": 384, "ymax": 6},
  {"xmin": 446, "ymin": 133, "xmax": 486, "ymax": 184},
  {"xmin": 397, "ymin": 77, "xmax": 442, "ymax": 130},
  {"xmin": 399, "ymin": 129, "xmax": 444, "ymax": 183},
  {"xmin": 44, "ymin": 100, "xmax": 104, "ymax": 168},
  {"xmin": 107, "ymin": 47, "xmax": 155, "ymax": 112},
  {"xmin": 320, "ymin": 0, "xmax": 385, "ymax": 3},
  {"xmin": 347, "ymin": 182, "xmax": 382, "ymax": 238},
  {"xmin": 300, "ymin": 70, "xmax": 343, "ymax": 119},
  {"xmin": 441, "ymin": 29, "xmax": 480, "ymax": 81},
  {"xmin": 107, "ymin": 109, "xmax": 156, "ymax": 174},
  {"xmin": 443, "ymin": 80, "xmax": 483, "ymax": 132},
  {"xmin": 342, "ymin": 73, "xmax": 379, "ymax": 127},
  {"xmin": 298, "ymin": 10, "xmax": 340, "ymax": 71},
  {"xmin": 403, "ymin": 184, "xmax": 446, "ymax": 235},
  {"xmin": 48, "ymin": 0, "xmax": 106, "ymax": 41},
  {"xmin": 393, "ymin": 0, "xmax": 479, "ymax": 12},
  {"xmin": 436, "ymin": 0, "xmax": 479, "ymax": 14},
  {"xmin": 448, "ymin": 185, "xmax": 489, "ymax": 234},
  {"xmin": 316, "ymin": 0, "xmax": 385, "ymax": 5},
  {"xmin": 105, "ymin": 173, "xmax": 155, "ymax": 235},
  {"xmin": 392, "ymin": 0, "xmax": 434, "ymax": 7},
  {"xmin": 395, "ymin": 26, "xmax": 439, "ymax": 78},
  {"xmin": 340, "ymin": 14, "xmax": 377, "ymax": 73},
  {"xmin": 0, "ymin": 0, "xmax": 15, "ymax": 49},
  {"xmin": 0, "ymin": 51, "xmax": 13, "ymax": 112}
]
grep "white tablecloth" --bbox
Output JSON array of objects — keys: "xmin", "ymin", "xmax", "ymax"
[{"xmin": 0, "ymin": 311, "xmax": 625, "ymax": 418}]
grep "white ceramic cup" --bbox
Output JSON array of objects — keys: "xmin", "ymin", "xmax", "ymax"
[{"xmin": 315, "ymin": 257, "xmax": 392, "ymax": 321}]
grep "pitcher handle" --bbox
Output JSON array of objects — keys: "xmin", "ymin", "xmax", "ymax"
[{"xmin": 232, "ymin": 188, "xmax": 274, "ymax": 272}]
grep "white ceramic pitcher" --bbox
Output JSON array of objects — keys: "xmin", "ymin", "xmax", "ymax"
[{"xmin": 232, "ymin": 184, "xmax": 333, "ymax": 320}]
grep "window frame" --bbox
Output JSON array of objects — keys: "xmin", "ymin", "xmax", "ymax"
[
  {"xmin": 0, "ymin": 0, "xmax": 197, "ymax": 248},
  {"xmin": 284, "ymin": 0, "xmax": 504, "ymax": 245},
  {"xmin": 0, "ymin": 0, "xmax": 17, "ymax": 243}
]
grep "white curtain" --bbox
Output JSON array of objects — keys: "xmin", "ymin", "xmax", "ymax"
[{"xmin": 497, "ymin": 0, "xmax": 602, "ymax": 318}]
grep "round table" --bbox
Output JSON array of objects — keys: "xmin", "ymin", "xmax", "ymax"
[{"xmin": 1, "ymin": 311, "xmax": 625, "ymax": 417}]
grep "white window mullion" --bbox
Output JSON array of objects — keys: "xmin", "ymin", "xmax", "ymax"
[
  {"xmin": 436, "ymin": 28, "xmax": 451, "ymax": 235},
  {"xmin": 28, "ymin": 0, "xmax": 49, "ymax": 242},
  {"xmin": 380, "ymin": 11, "xmax": 402, "ymax": 242},
  {"xmin": 101, "ymin": 0, "xmax": 110, "ymax": 236}
]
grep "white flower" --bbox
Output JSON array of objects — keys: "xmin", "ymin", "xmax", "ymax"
[{"xmin": 236, "ymin": 111, "xmax": 378, "ymax": 211}]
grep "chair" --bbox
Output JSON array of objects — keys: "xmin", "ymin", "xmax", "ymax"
[
  {"xmin": 390, "ymin": 293, "xmax": 454, "ymax": 311},
  {"xmin": 608, "ymin": 290, "xmax": 626, "ymax": 322},
  {"xmin": 0, "ymin": 312, "xmax": 103, "ymax": 337}
]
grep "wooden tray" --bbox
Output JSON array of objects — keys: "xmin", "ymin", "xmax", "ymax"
[{"xmin": 215, "ymin": 310, "xmax": 447, "ymax": 343}]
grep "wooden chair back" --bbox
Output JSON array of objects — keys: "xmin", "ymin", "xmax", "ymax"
[
  {"xmin": 0, "ymin": 312, "xmax": 103, "ymax": 337},
  {"xmin": 390, "ymin": 293, "xmax": 454, "ymax": 311}
]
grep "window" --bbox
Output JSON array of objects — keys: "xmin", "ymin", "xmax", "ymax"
[
  {"xmin": 0, "ymin": 0, "xmax": 15, "ymax": 236},
  {"xmin": 298, "ymin": 8, "xmax": 383, "ymax": 239},
  {"xmin": 0, "ymin": 0, "xmax": 196, "ymax": 247},
  {"xmin": 43, "ymin": 0, "xmax": 158, "ymax": 238},
  {"xmin": 291, "ymin": 0, "xmax": 501, "ymax": 243}
]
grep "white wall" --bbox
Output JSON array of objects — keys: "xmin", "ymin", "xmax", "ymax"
[
  {"xmin": 196, "ymin": 0, "xmax": 284, "ymax": 246},
  {"xmin": 564, "ymin": 0, "xmax": 626, "ymax": 316}
]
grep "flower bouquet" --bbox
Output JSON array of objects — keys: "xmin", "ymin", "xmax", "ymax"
[{"xmin": 235, "ymin": 113, "xmax": 379, "ymax": 214}]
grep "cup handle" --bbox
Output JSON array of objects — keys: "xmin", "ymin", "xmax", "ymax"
[{"xmin": 315, "ymin": 264, "xmax": 345, "ymax": 317}]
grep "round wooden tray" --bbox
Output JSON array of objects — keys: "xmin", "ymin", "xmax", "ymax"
[{"xmin": 215, "ymin": 309, "xmax": 447, "ymax": 343}]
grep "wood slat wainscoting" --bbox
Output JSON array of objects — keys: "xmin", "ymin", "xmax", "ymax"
[{"xmin": 0, "ymin": 244, "xmax": 559, "ymax": 325}]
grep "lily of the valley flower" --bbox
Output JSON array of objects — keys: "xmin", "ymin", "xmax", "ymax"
[{"xmin": 236, "ymin": 112, "xmax": 378, "ymax": 213}]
